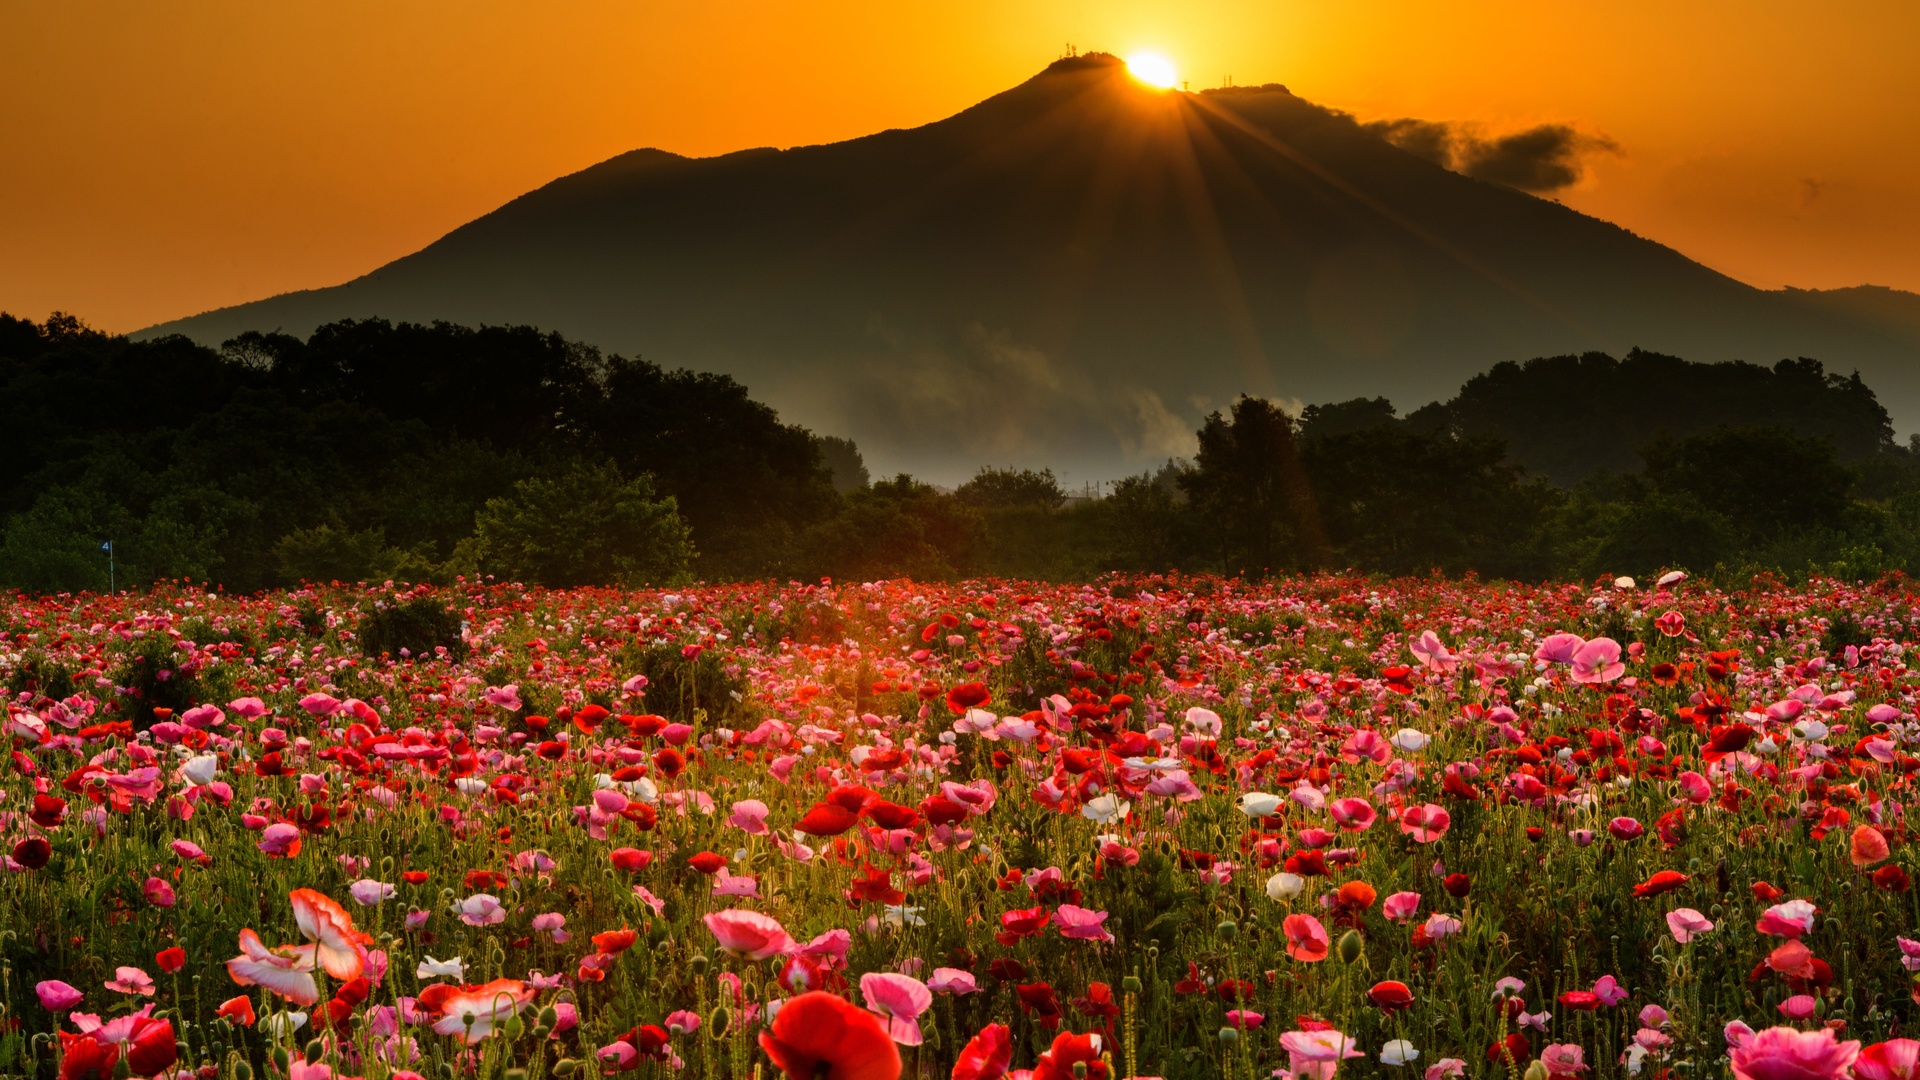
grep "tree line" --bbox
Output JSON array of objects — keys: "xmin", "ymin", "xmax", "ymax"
[{"xmin": 6, "ymin": 312, "xmax": 1920, "ymax": 592}]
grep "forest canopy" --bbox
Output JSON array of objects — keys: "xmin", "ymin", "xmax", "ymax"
[{"xmin": 6, "ymin": 312, "xmax": 1920, "ymax": 593}]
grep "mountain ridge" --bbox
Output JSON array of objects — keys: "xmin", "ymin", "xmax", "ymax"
[{"xmin": 140, "ymin": 53, "xmax": 1920, "ymax": 482}]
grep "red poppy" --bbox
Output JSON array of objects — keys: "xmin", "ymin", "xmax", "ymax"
[
  {"xmin": 848, "ymin": 865, "xmax": 905, "ymax": 906},
  {"xmin": 1632, "ymin": 870, "xmax": 1689, "ymax": 898},
  {"xmin": 987, "ymin": 958, "xmax": 1028, "ymax": 982},
  {"xmin": 919, "ymin": 796, "xmax": 969, "ymax": 826},
  {"xmin": 1368, "ymin": 980, "xmax": 1414, "ymax": 1012},
  {"xmin": 795, "ymin": 803, "xmax": 858, "ymax": 837},
  {"xmin": 996, "ymin": 906, "xmax": 1048, "ymax": 945},
  {"xmin": 1016, "ymin": 982, "xmax": 1064, "ymax": 1029},
  {"xmin": 1874, "ymin": 865, "xmax": 1911, "ymax": 892},
  {"xmin": 652, "ymin": 748, "xmax": 685, "ymax": 778},
  {"xmin": 1558, "ymin": 990, "xmax": 1600, "ymax": 1011},
  {"xmin": 593, "ymin": 927, "xmax": 638, "ymax": 954},
  {"xmin": 1486, "ymin": 1034, "xmax": 1531, "ymax": 1064},
  {"xmin": 759, "ymin": 991, "xmax": 901, "ymax": 1080},
  {"xmin": 1032, "ymin": 1032, "xmax": 1109, "ymax": 1080},
  {"xmin": 866, "ymin": 802, "xmax": 919, "ymax": 830},
  {"xmin": 30, "ymin": 793, "xmax": 67, "ymax": 828},
  {"xmin": 952, "ymin": 1024, "xmax": 1013, "ymax": 1080},
  {"xmin": 1071, "ymin": 982, "xmax": 1120, "ymax": 1017},
  {"xmin": 155, "ymin": 947, "xmax": 187, "ymax": 974},
  {"xmin": 11, "ymin": 837, "xmax": 50, "ymax": 870},
  {"xmin": 1442, "ymin": 873, "xmax": 1471, "ymax": 897},
  {"xmin": 216, "ymin": 996, "xmax": 256, "ymax": 1027},
  {"xmin": 1173, "ymin": 962, "xmax": 1207, "ymax": 994},
  {"xmin": 946, "ymin": 683, "xmax": 991, "ymax": 714},
  {"xmin": 687, "ymin": 851, "xmax": 726, "ymax": 874},
  {"xmin": 58, "ymin": 1033, "xmax": 118, "ymax": 1080},
  {"xmin": 1335, "ymin": 881, "xmax": 1377, "ymax": 911},
  {"xmin": 574, "ymin": 704, "xmax": 609, "ymax": 734},
  {"xmin": 125, "ymin": 1017, "xmax": 176, "ymax": 1076},
  {"xmin": 1215, "ymin": 979, "xmax": 1255, "ymax": 1003},
  {"xmin": 610, "ymin": 848, "xmax": 652, "ymax": 872},
  {"xmin": 401, "ymin": 870, "xmax": 429, "ymax": 885},
  {"xmin": 1751, "ymin": 880, "xmax": 1784, "ymax": 902}
]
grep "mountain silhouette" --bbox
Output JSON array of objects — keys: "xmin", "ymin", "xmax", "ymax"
[{"xmin": 142, "ymin": 53, "xmax": 1920, "ymax": 481}]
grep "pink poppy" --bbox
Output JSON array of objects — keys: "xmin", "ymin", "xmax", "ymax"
[
  {"xmin": 1053, "ymin": 904, "xmax": 1115, "ymax": 944},
  {"xmin": 105, "ymin": 966, "xmax": 155, "ymax": 996},
  {"xmin": 1755, "ymin": 900, "xmax": 1818, "ymax": 939},
  {"xmin": 1570, "ymin": 638, "xmax": 1625, "ymax": 683},
  {"xmin": 1383, "ymin": 891, "xmax": 1423, "ymax": 922},
  {"xmin": 928, "ymin": 968, "xmax": 980, "ymax": 994},
  {"xmin": 703, "ymin": 909, "xmax": 794, "ymax": 959},
  {"xmin": 1280, "ymin": 1028, "xmax": 1363, "ymax": 1080},
  {"xmin": 1541, "ymin": 1044, "xmax": 1587, "ymax": 1076},
  {"xmin": 1400, "ymin": 804, "xmax": 1451, "ymax": 843},
  {"xmin": 1533, "ymin": 633, "xmax": 1586, "ymax": 665},
  {"xmin": 1329, "ymin": 798, "xmax": 1378, "ymax": 832},
  {"xmin": 1666, "ymin": 908, "xmax": 1715, "ymax": 943},
  {"xmin": 728, "ymin": 799, "xmax": 771, "ymax": 835},
  {"xmin": 1283, "ymin": 913, "xmax": 1331, "ymax": 962},
  {"xmin": 36, "ymin": 980, "xmax": 84, "ymax": 1010},
  {"xmin": 1411, "ymin": 630, "xmax": 1458, "ymax": 672},
  {"xmin": 257, "ymin": 823, "xmax": 303, "ymax": 857},
  {"xmin": 531, "ymin": 913, "xmax": 570, "ymax": 943},
  {"xmin": 143, "ymin": 877, "xmax": 176, "ymax": 907},
  {"xmin": 1728, "ymin": 1026, "xmax": 1859, "ymax": 1080},
  {"xmin": 860, "ymin": 972, "xmax": 933, "ymax": 1045}
]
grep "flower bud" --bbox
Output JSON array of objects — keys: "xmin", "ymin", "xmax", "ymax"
[
  {"xmin": 234, "ymin": 1061, "xmax": 253, "ymax": 1080},
  {"xmin": 269, "ymin": 1048, "xmax": 289, "ymax": 1077},
  {"xmin": 1216, "ymin": 920, "xmax": 1238, "ymax": 940},
  {"xmin": 1218, "ymin": 1027, "xmax": 1240, "ymax": 1045},
  {"xmin": 709, "ymin": 1007, "xmax": 731, "ymax": 1038},
  {"xmin": 551, "ymin": 1061, "xmax": 578, "ymax": 1077},
  {"xmin": 1523, "ymin": 1061, "xmax": 1549, "ymax": 1080},
  {"xmin": 1338, "ymin": 929, "xmax": 1364, "ymax": 964},
  {"xmin": 304, "ymin": 1042, "xmax": 324, "ymax": 1066},
  {"xmin": 503, "ymin": 1015, "xmax": 525, "ymax": 1040},
  {"xmin": 1122, "ymin": 975, "xmax": 1143, "ymax": 993},
  {"xmin": 539, "ymin": 1006, "xmax": 559, "ymax": 1028}
]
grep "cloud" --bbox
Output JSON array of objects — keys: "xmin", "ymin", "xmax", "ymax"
[{"xmin": 1365, "ymin": 118, "xmax": 1620, "ymax": 193}]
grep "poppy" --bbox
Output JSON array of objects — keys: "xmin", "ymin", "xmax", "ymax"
[
  {"xmin": 946, "ymin": 683, "xmax": 991, "ymax": 714},
  {"xmin": 686, "ymin": 851, "xmax": 726, "ymax": 874},
  {"xmin": 610, "ymin": 848, "xmax": 652, "ymax": 872},
  {"xmin": 1487, "ymin": 1034, "xmax": 1532, "ymax": 1064},
  {"xmin": 1633, "ymin": 870, "xmax": 1689, "ymax": 898},
  {"xmin": 1368, "ymin": 981, "xmax": 1415, "ymax": 1012},
  {"xmin": 1443, "ymin": 873, "xmax": 1471, "ymax": 897},
  {"xmin": 796, "ymin": 803, "xmax": 859, "ymax": 837},
  {"xmin": 1874, "ymin": 865, "xmax": 1911, "ymax": 892},
  {"xmin": 593, "ymin": 927, "xmax": 639, "ymax": 954},
  {"xmin": 1016, "ymin": 983, "xmax": 1064, "ymax": 1029},
  {"xmin": 952, "ymin": 1024, "xmax": 1013, "ymax": 1080},
  {"xmin": 11, "ymin": 837, "xmax": 51, "ymax": 870},
  {"xmin": 155, "ymin": 947, "xmax": 187, "ymax": 974}
]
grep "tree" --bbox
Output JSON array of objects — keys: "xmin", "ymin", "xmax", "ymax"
[
  {"xmin": 1180, "ymin": 397, "xmax": 1329, "ymax": 575},
  {"xmin": 471, "ymin": 462, "xmax": 693, "ymax": 586},
  {"xmin": 956, "ymin": 466, "xmax": 1067, "ymax": 509},
  {"xmin": 815, "ymin": 436, "xmax": 870, "ymax": 493}
]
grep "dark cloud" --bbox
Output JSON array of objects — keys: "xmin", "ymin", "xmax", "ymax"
[
  {"xmin": 1363, "ymin": 118, "xmax": 1456, "ymax": 168},
  {"xmin": 1365, "ymin": 118, "xmax": 1619, "ymax": 193}
]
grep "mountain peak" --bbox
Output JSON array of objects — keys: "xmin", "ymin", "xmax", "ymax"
[{"xmin": 140, "ymin": 66, "xmax": 1920, "ymax": 480}]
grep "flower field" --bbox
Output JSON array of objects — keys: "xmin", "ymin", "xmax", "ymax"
[{"xmin": 5, "ymin": 572, "xmax": 1920, "ymax": 1080}]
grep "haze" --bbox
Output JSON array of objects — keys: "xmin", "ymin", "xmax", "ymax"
[{"xmin": 3, "ymin": 0, "xmax": 1918, "ymax": 333}]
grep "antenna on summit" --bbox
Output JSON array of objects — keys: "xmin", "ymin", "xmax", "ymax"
[{"xmin": 1062, "ymin": 43, "xmax": 1077, "ymax": 58}]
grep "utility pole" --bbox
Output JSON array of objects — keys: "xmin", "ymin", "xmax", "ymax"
[{"xmin": 101, "ymin": 540, "xmax": 115, "ymax": 593}]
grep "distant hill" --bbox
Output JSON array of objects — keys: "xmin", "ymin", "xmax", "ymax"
[{"xmin": 141, "ymin": 53, "xmax": 1920, "ymax": 482}]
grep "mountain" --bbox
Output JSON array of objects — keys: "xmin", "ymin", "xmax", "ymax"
[{"xmin": 140, "ymin": 53, "xmax": 1920, "ymax": 482}]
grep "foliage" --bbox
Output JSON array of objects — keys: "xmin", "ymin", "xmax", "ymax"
[
  {"xmin": 357, "ymin": 592, "xmax": 469, "ymax": 662},
  {"xmin": 471, "ymin": 462, "xmax": 694, "ymax": 587}
]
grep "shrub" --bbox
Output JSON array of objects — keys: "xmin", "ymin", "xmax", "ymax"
[
  {"xmin": 472, "ymin": 462, "xmax": 693, "ymax": 586},
  {"xmin": 358, "ymin": 594, "xmax": 468, "ymax": 661}
]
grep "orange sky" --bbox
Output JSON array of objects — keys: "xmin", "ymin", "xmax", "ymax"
[{"xmin": 4, "ymin": 0, "xmax": 1917, "ymax": 333}]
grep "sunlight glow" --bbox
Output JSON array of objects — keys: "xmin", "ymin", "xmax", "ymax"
[{"xmin": 1127, "ymin": 52, "xmax": 1178, "ymax": 89}]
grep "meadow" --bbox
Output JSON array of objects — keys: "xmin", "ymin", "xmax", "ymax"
[{"xmin": 3, "ymin": 571, "xmax": 1918, "ymax": 1080}]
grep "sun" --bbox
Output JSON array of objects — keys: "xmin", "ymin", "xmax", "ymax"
[{"xmin": 1126, "ymin": 52, "xmax": 1178, "ymax": 90}]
